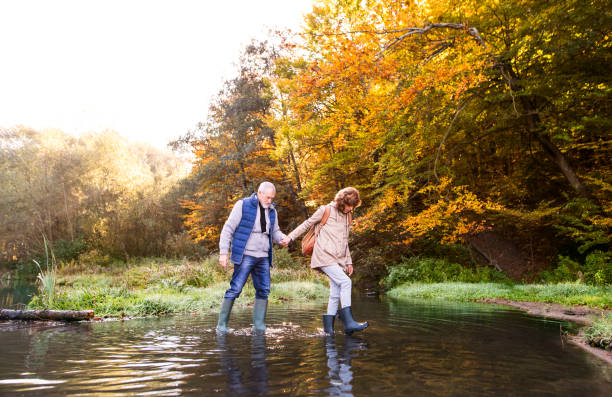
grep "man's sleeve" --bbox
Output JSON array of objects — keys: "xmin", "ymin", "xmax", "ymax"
[
  {"xmin": 219, "ymin": 200, "xmax": 243, "ymax": 255},
  {"xmin": 271, "ymin": 213, "xmax": 287, "ymax": 244}
]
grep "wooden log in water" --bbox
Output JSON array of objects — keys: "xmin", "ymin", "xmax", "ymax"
[{"xmin": 0, "ymin": 309, "xmax": 94, "ymax": 321}]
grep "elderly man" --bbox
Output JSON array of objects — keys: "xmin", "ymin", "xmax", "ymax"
[{"xmin": 216, "ymin": 181, "xmax": 288, "ymax": 333}]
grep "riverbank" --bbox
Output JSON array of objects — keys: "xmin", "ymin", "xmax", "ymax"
[
  {"xmin": 22, "ymin": 261, "xmax": 612, "ymax": 362},
  {"xmin": 27, "ymin": 257, "xmax": 329, "ymax": 317},
  {"xmin": 388, "ymin": 282, "xmax": 612, "ymax": 364}
]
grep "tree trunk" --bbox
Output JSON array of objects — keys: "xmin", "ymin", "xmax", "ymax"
[
  {"xmin": 0, "ymin": 309, "xmax": 94, "ymax": 321},
  {"xmin": 516, "ymin": 95, "xmax": 589, "ymax": 196},
  {"xmin": 380, "ymin": 23, "xmax": 589, "ymax": 196},
  {"xmin": 501, "ymin": 62, "xmax": 589, "ymax": 196},
  {"xmin": 286, "ymin": 141, "xmax": 309, "ymax": 219}
]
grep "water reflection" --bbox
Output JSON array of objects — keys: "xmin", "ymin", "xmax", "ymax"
[
  {"xmin": 324, "ymin": 336, "xmax": 367, "ymax": 397},
  {"xmin": 217, "ymin": 333, "xmax": 269, "ymax": 396},
  {"xmin": 1, "ymin": 298, "xmax": 611, "ymax": 396},
  {"xmin": 0, "ymin": 276, "xmax": 36, "ymax": 309}
]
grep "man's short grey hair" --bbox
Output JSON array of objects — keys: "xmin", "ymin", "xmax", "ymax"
[{"xmin": 258, "ymin": 181, "xmax": 276, "ymax": 194}]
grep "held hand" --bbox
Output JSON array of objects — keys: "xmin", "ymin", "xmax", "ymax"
[
  {"xmin": 280, "ymin": 236, "xmax": 291, "ymax": 247},
  {"xmin": 219, "ymin": 254, "xmax": 228, "ymax": 270},
  {"xmin": 347, "ymin": 264, "xmax": 354, "ymax": 276}
]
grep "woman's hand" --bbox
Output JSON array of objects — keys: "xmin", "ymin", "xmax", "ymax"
[{"xmin": 346, "ymin": 264, "xmax": 354, "ymax": 276}]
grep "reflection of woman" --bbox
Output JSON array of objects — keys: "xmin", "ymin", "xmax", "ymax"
[
  {"xmin": 285, "ymin": 187, "xmax": 368, "ymax": 335},
  {"xmin": 324, "ymin": 335, "xmax": 366, "ymax": 396}
]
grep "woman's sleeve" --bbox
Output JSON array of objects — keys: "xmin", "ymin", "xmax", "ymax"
[{"xmin": 288, "ymin": 206, "xmax": 326, "ymax": 241}]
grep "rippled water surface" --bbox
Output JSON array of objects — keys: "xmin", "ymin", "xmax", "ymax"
[{"xmin": 1, "ymin": 297, "xmax": 611, "ymax": 396}]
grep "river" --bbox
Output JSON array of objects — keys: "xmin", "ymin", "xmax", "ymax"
[{"xmin": 1, "ymin": 296, "xmax": 611, "ymax": 395}]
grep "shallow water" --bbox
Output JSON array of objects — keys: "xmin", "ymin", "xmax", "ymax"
[
  {"xmin": 0, "ymin": 297, "xmax": 610, "ymax": 396},
  {"xmin": 0, "ymin": 276, "xmax": 36, "ymax": 309}
]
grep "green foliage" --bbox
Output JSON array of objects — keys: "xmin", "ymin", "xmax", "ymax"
[
  {"xmin": 554, "ymin": 198, "xmax": 610, "ymax": 254},
  {"xmin": 4, "ymin": 0, "xmax": 611, "ymax": 283},
  {"xmin": 272, "ymin": 247, "xmax": 299, "ymax": 269},
  {"xmin": 177, "ymin": 0, "xmax": 611, "ymax": 284},
  {"xmin": 163, "ymin": 232, "xmax": 209, "ymax": 259},
  {"xmin": 539, "ymin": 255, "xmax": 581, "ymax": 283},
  {"xmin": 135, "ymin": 299, "xmax": 175, "ymax": 316},
  {"xmin": 0, "ymin": 127, "xmax": 191, "ymax": 266},
  {"xmin": 383, "ymin": 256, "xmax": 509, "ymax": 289},
  {"xmin": 387, "ymin": 282, "xmax": 612, "ymax": 309},
  {"xmin": 52, "ymin": 237, "xmax": 87, "ymax": 262},
  {"xmin": 33, "ymin": 237, "xmax": 57, "ymax": 307},
  {"xmin": 118, "ymin": 257, "xmax": 223, "ymax": 289},
  {"xmin": 27, "ymin": 256, "xmax": 329, "ymax": 317},
  {"xmin": 77, "ymin": 249, "xmax": 114, "ymax": 267},
  {"xmin": 583, "ymin": 314, "xmax": 612, "ymax": 351},
  {"xmin": 539, "ymin": 250, "xmax": 611, "ymax": 285},
  {"xmin": 584, "ymin": 251, "xmax": 612, "ymax": 286}
]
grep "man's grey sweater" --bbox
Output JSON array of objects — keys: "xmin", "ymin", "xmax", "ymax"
[{"xmin": 219, "ymin": 199, "xmax": 286, "ymax": 259}]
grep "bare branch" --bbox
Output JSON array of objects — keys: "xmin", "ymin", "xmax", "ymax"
[
  {"xmin": 377, "ymin": 23, "xmax": 487, "ymax": 58},
  {"xmin": 301, "ymin": 23, "xmax": 486, "ymax": 58},
  {"xmin": 302, "ymin": 27, "xmax": 428, "ymax": 37}
]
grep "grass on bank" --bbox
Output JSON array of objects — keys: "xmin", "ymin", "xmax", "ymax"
[
  {"xmin": 584, "ymin": 314, "xmax": 612, "ymax": 351},
  {"xmin": 387, "ymin": 282, "xmax": 612, "ymax": 309},
  {"xmin": 388, "ymin": 282, "xmax": 612, "ymax": 351},
  {"xmin": 383, "ymin": 257, "xmax": 611, "ymax": 351},
  {"xmin": 28, "ymin": 251, "xmax": 329, "ymax": 317}
]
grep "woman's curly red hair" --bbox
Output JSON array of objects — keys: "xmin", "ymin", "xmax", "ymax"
[{"xmin": 334, "ymin": 187, "xmax": 361, "ymax": 212}]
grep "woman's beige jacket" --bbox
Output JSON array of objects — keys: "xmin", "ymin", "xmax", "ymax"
[{"xmin": 288, "ymin": 202, "xmax": 352, "ymax": 269}]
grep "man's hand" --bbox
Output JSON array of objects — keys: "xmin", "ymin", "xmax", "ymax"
[
  {"xmin": 219, "ymin": 254, "xmax": 228, "ymax": 270},
  {"xmin": 346, "ymin": 264, "xmax": 354, "ymax": 276},
  {"xmin": 280, "ymin": 236, "xmax": 291, "ymax": 247}
]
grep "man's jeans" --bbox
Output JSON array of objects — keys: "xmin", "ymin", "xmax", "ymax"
[{"xmin": 224, "ymin": 255, "xmax": 270, "ymax": 300}]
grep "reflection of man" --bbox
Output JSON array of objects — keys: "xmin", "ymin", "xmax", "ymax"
[
  {"xmin": 216, "ymin": 333, "xmax": 268, "ymax": 396},
  {"xmin": 216, "ymin": 182, "xmax": 288, "ymax": 333}
]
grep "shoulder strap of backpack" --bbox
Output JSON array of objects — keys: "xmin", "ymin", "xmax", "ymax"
[{"xmin": 320, "ymin": 205, "xmax": 331, "ymax": 226}]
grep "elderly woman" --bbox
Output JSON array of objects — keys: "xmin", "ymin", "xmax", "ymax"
[{"xmin": 284, "ymin": 187, "xmax": 368, "ymax": 335}]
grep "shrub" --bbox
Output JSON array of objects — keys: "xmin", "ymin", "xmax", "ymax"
[
  {"xmin": 583, "ymin": 251, "xmax": 612, "ymax": 286},
  {"xmin": 539, "ymin": 255, "xmax": 580, "ymax": 283},
  {"xmin": 583, "ymin": 314, "xmax": 612, "ymax": 351},
  {"xmin": 135, "ymin": 299, "xmax": 174, "ymax": 316},
  {"xmin": 175, "ymin": 261, "xmax": 217, "ymax": 288},
  {"xmin": 33, "ymin": 237, "xmax": 57, "ymax": 307},
  {"xmin": 77, "ymin": 249, "xmax": 114, "ymax": 267},
  {"xmin": 52, "ymin": 237, "xmax": 87, "ymax": 262},
  {"xmin": 539, "ymin": 251, "xmax": 611, "ymax": 285},
  {"xmin": 163, "ymin": 232, "xmax": 209, "ymax": 259},
  {"xmin": 383, "ymin": 256, "xmax": 509, "ymax": 289},
  {"xmin": 272, "ymin": 247, "xmax": 299, "ymax": 269}
]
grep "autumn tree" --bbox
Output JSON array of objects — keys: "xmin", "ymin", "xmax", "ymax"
[
  {"xmin": 0, "ymin": 127, "xmax": 192, "ymax": 265},
  {"xmin": 180, "ymin": 42, "xmax": 310, "ymax": 248},
  {"xmin": 280, "ymin": 0, "xmax": 611, "ymax": 279}
]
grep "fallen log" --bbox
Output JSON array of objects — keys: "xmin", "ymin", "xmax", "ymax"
[{"xmin": 0, "ymin": 309, "xmax": 94, "ymax": 321}]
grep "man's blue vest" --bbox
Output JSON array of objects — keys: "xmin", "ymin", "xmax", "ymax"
[{"xmin": 230, "ymin": 193, "xmax": 276, "ymax": 265}]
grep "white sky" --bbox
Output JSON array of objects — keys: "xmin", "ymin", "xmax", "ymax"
[{"xmin": 0, "ymin": 0, "xmax": 313, "ymax": 149}]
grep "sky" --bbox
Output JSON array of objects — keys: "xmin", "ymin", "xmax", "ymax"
[{"xmin": 0, "ymin": 0, "xmax": 314, "ymax": 149}]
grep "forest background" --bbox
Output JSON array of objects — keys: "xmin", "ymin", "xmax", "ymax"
[{"xmin": 1, "ymin": 0, "xmax": 610, "ymax": 289}]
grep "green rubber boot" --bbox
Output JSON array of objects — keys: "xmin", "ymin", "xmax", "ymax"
[
  {"xmin": 253, "ymin": 298, "xmax": 268, "ymax": 333},
  {"xmin": 216, "ymin": 298, "xmax": 234, "ymax": 333}
]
